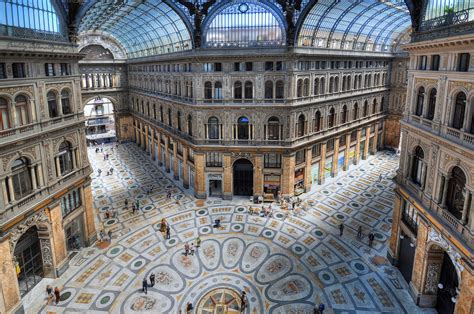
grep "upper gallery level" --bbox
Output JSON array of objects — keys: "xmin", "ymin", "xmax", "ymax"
[{"xmin": 0, "ymin": 38, "xmax": 84, "ymax": 145}]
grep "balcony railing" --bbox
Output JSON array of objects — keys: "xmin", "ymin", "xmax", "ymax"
[
  {"xmin": 401, "ymin": 212, "xmax": 419, "ymax": 234},
  {"xmin": 0, "ymin": 113, "xmax": 84, "ymax": 143}
]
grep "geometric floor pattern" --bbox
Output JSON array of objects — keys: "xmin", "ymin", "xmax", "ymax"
[{"xmin": 31, "ymin": 143, "xmax": 436, "ymax": 313}]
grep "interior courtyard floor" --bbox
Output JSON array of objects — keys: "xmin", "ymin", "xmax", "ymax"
[{"xmin": 26, "ymin": 143, "xmax": 437, "ymax": 314}]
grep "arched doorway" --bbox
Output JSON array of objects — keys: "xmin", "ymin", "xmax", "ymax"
[
  {"xmin": 14, "ymin": 226, "xmax": 44, "ymax": 297},
  {"xmin": 84, "ymin": 97, "xmax": 116, "ymax": 144},
  {"xmin": 233, "ymin": 159, "xmax": 253, "ymax": 196},
  {"xmin": 436, "ymin": 252, "xmax": 459, "ymax": 314}
]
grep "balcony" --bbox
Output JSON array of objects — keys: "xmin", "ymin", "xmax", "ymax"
[
  {"xmin": 0, "ymin": 113, "xmax": 84, "ymax": 145},
  {"xmin": 396, "ymin": 176, "xmax": 474, "ymax": 252}
]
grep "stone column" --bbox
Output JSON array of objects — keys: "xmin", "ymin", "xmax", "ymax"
[
  {"xmin": 354, "ymin": 129, "xmax": 361, "ymax": 165},
  {"xmin": 46, "ymin": 204, "xmax": 68, "ymax": 277},
  {"xmin": 150, "ymin": 130, "xmax": 155, "ymax": 161},
  {"xmin": 0, "ymin": 179, "xmax": 6, "ymax": 206},
  {"xmin": 157, "ymin": 133, "xmax": 163, "ymax": 166},
  {"xmin": 37, "ymin": 164, "xmax": 44, "ymax": 187},
  {"xmin": 281, "ymin": 154, "xmax": 295, "ymax": 197},
  {"xmin": 0, "ymin": 239, "xmax": 21, "ymax": 314},
  {"xmin": 344, "ymin": 133, "xmax": 350, "ymax": 171},
  {"xmin": 387, "ymin": 193, "xmax": 403, "ymax": 264},
  {"xmin": 253, "ymin": 155, "xmax": 264, "ymax": 197},
  {"xmin": 332, "ymin": 137, "xmax": 340, "ymax": 176},
  {"xmin": 304, "ymin": 148, "xmax": 312, "ymax": 192},
  {"xmin": 164, "ymin": 137, "xmax": 170, "ymax": 173},
  {"xmin": 194, "ymin": 153, "xmax": 206, "ymax": 199},
  {"xmin": 55, "ymin": 157, "xmax": 61, "ymax": 177},
  {"xmin": 441, "ymin": 175, "xmax": 450, "ymax": 207},
  {"xmin": 318, "ymin": 143, "xmax": 327, "ymax": 184},
  {"xmin": 372, "ymin": 124, "xmax": 379, "ymax": 154},
  {"xmin": 72, "ymin": 149, "xmax": 77, "ymax": 169},
  {"xmin": 223, "ymin": 154, "xmax": 233, "ymax": 200},
  {"xmin": 7, "ymin": 177, "xmax": 15, "ymax": 202},
  {"xmin": 182, "ymin": 147, "xmax": 189, "ymax": 189},
  {"xmin": 30, "ymin": 166, "xmax": 37, "ymax": 190},
  {"xmin": 144, "ymin": 125, "xmax": 148, "ymax": 151},
  {"xmin": 363, "ymin": 126, "xmax": 371, "ymax": 160},
  {"xmin": 461, "ymin": 189, "xmax": 471, "ymax": 224},
  {"xmin": 173, "ymin": 142, "xmax": 179, "ymax": 180},
  {"xmin": 82, "ymin": 184, "xmax": 97, "ymax": 245}
]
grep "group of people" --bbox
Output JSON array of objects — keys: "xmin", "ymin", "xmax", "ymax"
[
  {"xmin": 248, "ymin": 204, "xmax": 273, "ymax": 217},
  {"xmin": 98, "ymin": 229, "xmax": 113, "ymax": 243},
  {"xmin": 339, "ymin": 223, "xmax": 376, "ymax": 247},
  {"xmin": 45, "ymin": 285, "xmax": 61, "ymax": 305},
  {"xmin": 159, "ymin": 218, "xmax": 171, "ymax": 239}
]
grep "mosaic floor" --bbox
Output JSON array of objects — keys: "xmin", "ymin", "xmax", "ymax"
[{"xmin": 29, "ymin": 143, "xmax": 436, "ymax": 313}]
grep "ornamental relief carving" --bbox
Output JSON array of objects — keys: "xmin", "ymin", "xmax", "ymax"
[
  {"xmin": 8, "ymin": 210, "xmax": 49, "ymax": 253},
  {"xmin": 0, "ymin": 85, "xmax": 34, "ymax": 96},
  {"xmin": 230, "ymin": 152, "xmax": 254, "ymax": 164},
  {"xmin": 415, "ymin": 78, "xmax": 437, "ymax": 87},
  {"xmin": 39, "ymin": 238, "xmax": 53, "ymax": 267},
  {"xmin": 45, "ymin": 82, "xmax": 73, "ymax": 92},
  {"xmin": 428, "ymin": 228, "xmax": 465, "ymax": 277},
  {"xmin": 424, "ymin": 263, "xmax": 441, "ymax": 295},
  {"xmin": 448, "ymin": 81, "xmax": 474, "ymax": 93}
]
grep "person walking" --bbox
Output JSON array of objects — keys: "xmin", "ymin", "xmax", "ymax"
[
  {"xmin": 339, "ymin": 223, "xmax": 344, "ymax": 236},
  {"xmin": 196, "ymin": 236, "xmax": 201, "ymax": 248},
  {"xmin": 189, "ymin": 243, "xmax": 195, "ymax": 256},
  {"xmin": 124, "ymin": 198, "xmax": 129, "ymax": 209},
  {"xmin": 184, "ymin": 242, "xmax": 190, "ymax": 256},
  {"xmin": 378, "ymin": 174, "xmax": 383, "ymax": 182},
  {"xmin": 109, "ymin": 167, "xmax": 114, "ymax": 175},
  {"xmin": 142, "ymin": 278, "xmax": 148, "ymax": 294},
  {"xmin": 166, "ymin": 225, "xmax": 171, "ymax": 239},
  {"xmin": 318, "ymin": 303, "xmax": 325, "ymax": 313},
  {"xmin": 357, "ymin": 225, "xmax": 363, "ymax": 238},
  {"xmin": 135, "ymin": 200, "xmax": 140, "ymax": 211},
  {"xmin": 107, "ymin": 230, "xmax": 113, "ymax": 242},
  {"xmin": 46, "ymin": 285, "xmax": 53, "ymax": 304},
  {"xmin": 97, "ymin": 169, "xmax": 102, "ymax": 177},
  {"xmin": 150, "ymin": 272, "xmax": 156, "ymax": 287},
  {"xmin": 54, "ymin": 286, "xmax": 61, "ymax": 304},
  {"xmin": 369, "ymin": 232, "xmax": 375, "ymax": 247}
]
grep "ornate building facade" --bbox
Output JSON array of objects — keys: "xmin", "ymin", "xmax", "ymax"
[
  {"xmin": 0, "ymin": 37, "xmax": 96, "ymax": 313},
  {"xmin": 387, "ymin": 24, "xmax": 474, "ymax": 314}
]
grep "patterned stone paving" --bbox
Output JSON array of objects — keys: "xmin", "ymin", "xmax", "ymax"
[{"xmin": 29, "ymin": 143, "xmax": 437, "ymax": 313}]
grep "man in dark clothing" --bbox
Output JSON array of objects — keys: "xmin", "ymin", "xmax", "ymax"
[
  {"xmin": 166, "ymin": 225, "xmax": 171, "ymax": 239},
  {"xmin": 150, "ymin": 273, "xmax": 155, "ymax": 287},
  {"xmin": 357, "ymin": 225, "xmax": 362, "ymax": 238},
  {"xmin": 339, "ymin": 223, "xmax": 344, "ymax": 236},
  {"xmin": 369, "ymin": 232, "xmax": 375, "ymax": 247},
  {"xmin": 142, "ymin": 278, "xmax": 148, "ymax": 294}
]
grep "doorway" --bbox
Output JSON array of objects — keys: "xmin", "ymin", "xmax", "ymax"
[
  {"xmin": 233, "ymin": 159, "xmax": 253, "ymax": 196},
  {"xmin": 436, "ymin": 252, "xmax": 458, "ymax": 314},
  {"xmin": 398, "ymin": 234, "xmax": 415, "ymax": 284},
  {"xmin": 14, "ymin": 226, "xmax": 44, "ymax": 297},
  {"xmin": 209, "ymin": 180, "xmax": 222, "ymax": 197}
]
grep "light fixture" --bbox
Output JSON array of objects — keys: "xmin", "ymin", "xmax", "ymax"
[
  {"xmin": 399, "ymin": 235, "xmax": 404, "ymax": 239},
  {"xmin": 451, "ymin": 297, "xmax": 457, "ymax": 303},
  {"xmin": 410, "ymin": 242, "xmax": 415, "ymax": 247},
  {"xmin": 438, "ymin": 283, "xmax": 444, "ymax": 289}
]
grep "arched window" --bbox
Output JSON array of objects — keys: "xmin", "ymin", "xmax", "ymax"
[
  {"xmin": 314, "ymin": 78, "xmax": 320, "ymax": 95},
  {"xmin": 329, "ymin": 77, "xmax": 334, "ymax": 93},
  {"xmin": 11, "ymin": 158, "xmax": 32, "ymax": 200},
  {"xmin": 265, "ymin": 81, "xmax": 274, "ymax": 99},
  {"xmin": 334, "ymin": 76, "xmax": 339, "ymax": 92},
  {"xmin": 153, "ymin": 104, "xmax": 157, "ymax": 120},
  {"xmin": 303, "ymin": 78, "xmax": 310, "ymax": 97},
  {"xmin": 415, "ymin": 87, "xmax": 425, "ymax": 116},
  {"xmin": 427, "ymin": 89, "xmax": 436, "ymax": 120},
  {"xmin": 452, "ymin": 92, "xmax": 466, "ymax": 130},
  {"xmin": 353, "ymin": 103, "xmax": 359, "ymax": 120},
  {"xmin": 15, "ymin": 95, "xmax": 29, "ymax": 126},
  {"xmin": 363, "ymin": 101, "xmax": 368, "ymax": 117},
  {"xmin": 372, "ymin": 99, "xmax": 377, "ymax": 114},
  {"xmin": 58, "ymin": 142, "xmax": 73, "ymax": 175},
  {"xmin": 214, "ymin": 81, "xmax": 223, "ymax": 99},
  {"xmin": 267, "ymin": 116, "xmax": 280, "ymax": 140},
  {"xmin": 297, "ymin": 79, "xmax": 303, "ymax": 98},
  {"xmin": 237, "ymin": 116, "xmax": 250, "ymax": 140},
  {"xmin": 204, "ymin": 81, "xmax": 212, "ymax": 100},
  {"xmin": 347, "ymin": 76, "xmax": 351, "ymax": 91},
  {"xmin": 341, "ymin": 105, "xmax": 348, "ymax": 123},
  {"xmin": 297, "ymin": 114, "xmax": 305, "ymax": 137},
  {"xmin": 410, "ymin": 146, "xmax": 424, "ymax": 186},
  {"xmin": 244, "ymin": 81, "xmax": 253, "ymax": 99},
  {"xmin": 328, "ymin": 107, "xmax": 336, "ymax": 128},
  {"xmin": 234, "ymin": 81, "xmax": 242, "ymax": 99},
  {"xmin": 314, "ymin": 111, "xmax": 322, "ymax": 132},
  {"xmin": 208, "ymin": 117, "xmax": 220, "ymax": 139},
  {"xmin": 447, "ymin": 166, "xmax": 467, "ymax": 220},
  {"xmin": 275, "ymin": 81, "xmax": 284, "ymax": 99},
  {"xmin": 160, "ymin": 106, "xmax": 164, "ymax": 122},
  {"xmin": 320, "ymin": 77, "xmax": 325, "ymax": 94},
  {"xmin": 187, "ymin": 115, "xmax": 193, "ymax": 136},
  {"xmin": 47, "ymin": 91, "xmax": 59, "ymax": 118},
  {"xmin": 177, "ymin": 111, "xmax": 182, "ymax": 131},
  {"xmin": 0, "ymin": 97, "xmax": 10, "ymax": 130}
]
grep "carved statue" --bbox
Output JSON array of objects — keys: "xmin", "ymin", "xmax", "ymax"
[
  {"xmin": 276, "ymin": 0, "xmax": 303, "ymax": 46},
  {"xmin": 178, "ymin": 0, "xmax": 217, "ymax": 48}
]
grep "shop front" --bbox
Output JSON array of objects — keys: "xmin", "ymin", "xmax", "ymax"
[
  {"xmin": 337, "ymin": 150, "xmax": 345, "ymax": 172},
  {"xmin": 349, "ymin": 145, "xmax": 356, "ymax": 165},
  {"xmin": 294, "ymin": 168, "xmax": 305, "ymax": 196},
  {"xmin": 264, "ymin": 174, "xmax": 281, "ymax": 196},
  {"xmin": 324, "ymin": 155, "xmax": 333, "ymax": 178},
  {"xmin": 206, "ymin": 173, "xmax": 223, "ymax": 197},
  {"xmin": 65, "ymin": 216, "xmax": 85, "ymax": 251},
  {"xmin": 311, "ymin": 162, "xmax": 319, "ymax": 185}
]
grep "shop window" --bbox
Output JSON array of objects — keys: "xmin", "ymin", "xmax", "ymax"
[
  {"xmin": 12, "ymin": 63, "xmax": 26, "ymax": 78},
  {"xmin": 452, "ymin": 92, "xmax": 466, "ymax": 130},
  {"xmin": 264, "ymin": 153, "xmax": 281, "ymax": 168},
  {"xmin": 45, "ymin": 63, "xmax": 55, "ymax": 76},
  {"xmin": 295, "ymin": 150, "xmax": 305, "ymax": 164},
  {"xmin": 457, "ymin": 53, "xmax": 470, "ymax": 72},
  {"xmin": 61, "ymin": 188, "xmax": 82, "ymax": 217},
  {"xmin": 312, "ymin": 143, "xmax": 321, "ymax": 158},
  {"xmin": 206, "ymin": 152, "xmax": 222, "ymax": 167},
  {"xmin": 11, "ymin": 157, "xmax": 32, "ymax": 200},
  {"xmin": 431, "ymin": 55, "xmax": 440, "ymax": 71}
]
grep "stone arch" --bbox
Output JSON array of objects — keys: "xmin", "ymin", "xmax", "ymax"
[
  {"xmin": 443, "ymin": 160, "xmax": 472, "ymax": 188},
  {"xmin": 11, "ymin": 90, "xmax": 34, "ymax": 101},
  {"xmin": 4, "ymin": 153, "xmax": 37, "ymax": 172}
]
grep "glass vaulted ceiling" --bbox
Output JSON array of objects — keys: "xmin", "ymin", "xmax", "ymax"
[
  {"xmin": 298, "ymin": 0, "xmax": 411, "ymax": 52},
  {"xmin": 77, "ymin": 0, "xmax": 192, "ymax": 59}
]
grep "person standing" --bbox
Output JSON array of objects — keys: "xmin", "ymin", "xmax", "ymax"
[
  {"xmin": 97, "ymin": 169, "xmax": 102, "ymax": 177},
  {"xmin": 184, "ymin": 243, "xmax": 190, "ymax": 256},
  {"xmin": 378, "ymin": 174, "xmax": 383, "ymax": 182},
  {"xmin": 150, "ymin": 273, "xmax": 156, "ymax": 287},
  {"xmin": 107, "ymin": 230, "xmax": 112, "ymax": 242},
  {"xmin": 196, "ymin": 236, "xmax": 201, "ymax": 248},
  {"xmin": 339, "ymin": 223, "xmax": 344, "ymax": 236},
  {"xmin": 54, "ymin": 286, "xmax": 61, "ymax": 304},
  {"xmin": 166, "ymin": 225, "xmax": 171, "ymax": 239},
  {"xmin": 318, "ymin": 303, "xmax": 325, "ymax": 313},
  {"xmin": 369, "ymin": 232, "xmax": 375, "ymax": 247},
  {"xmin": 240, "ymin": 291, "xmax": 247, "ymax": 312},
  {"xmin": 46, "ymin": 285, "xmax": 53, "ymax": 304},
  {"xmin": 357, "ymin": 225, "xmax": 362, "ymax": 238},
  {"xmin": 142, "ymin": 278, "xmax": 148, "ymax": 294}
]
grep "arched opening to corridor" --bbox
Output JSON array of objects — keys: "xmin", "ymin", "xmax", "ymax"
[
  {"xmin": 14, "ymin": 226, "xmax": 44, "ymax": 297},
  {"xmin": 84, "ymin": 97, "xmax": 116, "ymax": 144},
  {"xmin": 436, "ymin": 252, "xmax": 459, "ymax": 314},
  {"xmin": 233, "ymin": 159, "xmax": 253, "ymax": 196}
]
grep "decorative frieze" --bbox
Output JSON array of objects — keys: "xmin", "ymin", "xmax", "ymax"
[{"xmin": 427, "ymin": 227, "xmax": 465, "ymax": 277}]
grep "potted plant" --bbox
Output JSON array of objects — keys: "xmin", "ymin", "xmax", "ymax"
[{"xmin": 444, "ymin": 6, "xmax": 455, "ymax": 25}]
